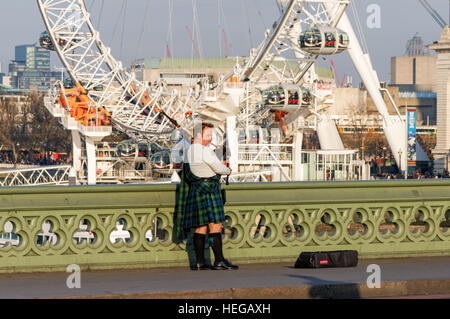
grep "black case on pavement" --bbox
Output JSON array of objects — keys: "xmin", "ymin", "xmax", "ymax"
[{"xmin": 294, "ymin": 250, "xmax": 358, "ymax": 268}]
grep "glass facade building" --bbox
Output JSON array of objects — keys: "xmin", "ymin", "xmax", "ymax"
[
  {"xmin": 9, "ymin": 44, "xmax": 57, "ymax": 92},
  {"xmin": 15, "ymin": 45, "xmax": 50, "ymax": 71}
]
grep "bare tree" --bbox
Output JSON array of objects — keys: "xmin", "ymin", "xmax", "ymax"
[
  {"xmin": 0, "ymin": 93, "xmax": 71, "ymax": 166},
  {"xmin": 341, "ymin": 102, "xmax": 368, "ymax": 159},
  {"xmin": 0, "ymin": 97, "xmax": 31, "ymax": 166},
  {"xmin": 29, "ymin": 92, "xmax": 71, "ymax": 163}
]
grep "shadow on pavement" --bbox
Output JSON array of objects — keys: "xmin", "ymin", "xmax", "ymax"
[{"xmin": 286, "ymin": 274, "xmax": 362, "ymax": 299}]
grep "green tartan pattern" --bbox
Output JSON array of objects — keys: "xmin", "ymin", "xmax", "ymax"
[{"xmin": 172, "ymin": 163, "xmax": 225, "ymax": 244}]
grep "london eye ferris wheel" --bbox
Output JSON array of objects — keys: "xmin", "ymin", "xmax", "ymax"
[{"xmin": 36, "ymin": 0, "xmax": 408, "ymax": 184}]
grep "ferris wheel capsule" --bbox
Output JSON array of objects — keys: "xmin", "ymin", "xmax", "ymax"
[
  {"xmin": 298, "ymin": 26, "xmax": 349, "ymax": 55},
  {"xmin": 116, "ymin": 139, "xmax": 149, "ymax": 158},
  {"xmin": 39, "ymin": 30, "xmax": 82, "ymax": 52},
  {"xmin": 261, "ymin": 84, "xmax": 312, "ymax": 112},
  {"xmin": 39, "ymin": 31, "xmax": 55, "ymax": 51}
]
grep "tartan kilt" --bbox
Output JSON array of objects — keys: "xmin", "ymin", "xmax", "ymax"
[{"xmin": 172, "ymin": 163, "xmax": 225, "ymax": 243}]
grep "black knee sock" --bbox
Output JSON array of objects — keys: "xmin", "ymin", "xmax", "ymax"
[
  {"xmin": 210, "ymin": 232, "xmax": 224, "ymax": 263},
  {"xmin": 193, "ymin": 233, "xmax": 206, "ymax": 265}
]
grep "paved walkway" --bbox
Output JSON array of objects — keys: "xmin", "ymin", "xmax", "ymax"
[{"xmin": 0, "ymin": 256, "xmax": 449, "ymax": 298}]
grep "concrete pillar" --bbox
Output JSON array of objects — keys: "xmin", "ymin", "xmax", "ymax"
[
  {"xmin": 316, "ymin": 116, "xmax": 344, "ymax": 150},
  {"xmin": 226, "ymin": 116, "xmax": 239, "ymax": 174},
  {"xmin": 292, "ymin": 131, "xmax": 303, "ymax": 181},
  {"xmin": 71, "ymin": 130, "xmax": 82, "ymax": 172},
  {"xmin": 270, "ymin": 128, "xmax": 281, "ymax": 181},
  {"xmin": 69, "ymin": 130, "xmax": 82, "ymax": 185},
  {"xmin": 85, "ymin": 137, "xmax": 97, "ymax": 185},
  {"xmin": 430, "ymin": 27, "xmax": 450, "ymax": 174}
]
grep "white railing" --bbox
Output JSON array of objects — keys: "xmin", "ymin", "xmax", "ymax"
[
  {"xmin": 0, "ymin": 164, "xmax": 40, "ymax": 169},
  {"xmin": 238, "ymin": 144, "xmax": 293, "ymax": 162},
  {"xmin": 223, "ymin": 171, "xmax": 273, "ymax": 183},
  {"xmin": 0, "ymin": 165, "xmax": 71, "ymax": 187},
  {"xmin": 239, "ymin": 152, "xmax": 292, "ymax": 162},
  {"xmin": 107, "ymin": 169, "xmax": 152, "ymax": 180}
]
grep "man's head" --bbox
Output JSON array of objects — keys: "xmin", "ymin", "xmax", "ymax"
[{"xmin": 193, "ymin": 122, "xmax": 214, "ymax": 146}]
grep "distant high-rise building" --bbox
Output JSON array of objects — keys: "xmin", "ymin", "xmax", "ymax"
[
  {"xmin": 15, "ymin": 44, "xmax": 50, "ymax": 71},
  {"xmin": 405, "ymin": 35, "xmax": 431, "ymax": 57},
  {"xmin": 390, "ymin": 34, "xmax": 437, "ymax": 90},
  {"xmin": 8, "ymin": 44, "xmax": 59, "ymax": 92}
]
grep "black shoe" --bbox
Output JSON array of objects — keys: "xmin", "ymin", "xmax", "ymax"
[
  {"xmin": 190, "ymin": 263, "xmax": 216, "ymax": 271},
  {"xmin": 214, "ymin": 259, "xmax": 239, "ymax": 270},
  {"xmin": 213, "ymin": 260, "xmax": 229, "ymax": 270},
  {"xmin": 223, "ymin": 259, "xmax": 239, "ymax": 270}
]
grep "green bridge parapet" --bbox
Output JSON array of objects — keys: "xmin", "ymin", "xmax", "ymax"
[{"xmin": 0, "ymin": 180, "xmax": 449, "ymax": 273}]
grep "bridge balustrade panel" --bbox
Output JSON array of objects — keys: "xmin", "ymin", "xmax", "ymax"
[{"xmin": 0, "ymin": 180, "xmax": 449, "ymax": 273}]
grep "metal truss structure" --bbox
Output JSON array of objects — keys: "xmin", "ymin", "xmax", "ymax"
[
  {"xmin": 37, "ymin": 0, "xmax": 207, "ymax": 141},
  {"xmin": 26, "ymin": 0, "xmax": 407, "ymax": 185},
  {"xmin": 242, "ymin": 0, "xmax": 349, "ymax": 84},
  {"xmin": 0, "ymin": 165, "xmax": 71, "ymax": 187},
  {"xmin": 37, "ymin": 0, "xmax": 351, "ymax": 139}
]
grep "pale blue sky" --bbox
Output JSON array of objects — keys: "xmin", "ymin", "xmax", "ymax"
[{"xmin": 0, "ymin": 0, "xmax": 448, "ymax": 85}]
